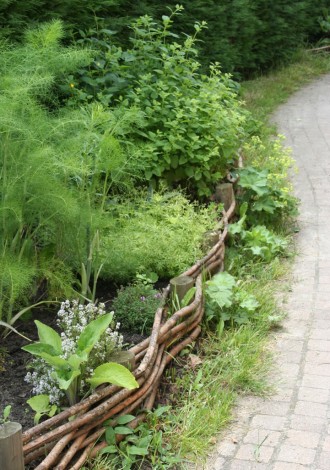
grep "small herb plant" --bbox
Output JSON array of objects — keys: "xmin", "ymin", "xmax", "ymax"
[
  {"xmin": 0, "ymin": 405, "xmax": 12, "ymax": 424},
  {"xmin": 23, "ymin": 301, "xmax": 137, "ymax": 408},
  {"xmin": 205, "ymin": 272, "xmax": 260, "ymax": 336},
  {"xmin": 229, "ymin": 203, "xmax": 288, "ymax": 262},
  {"xmin": 112, "ymin": 279, "xmax": 163, "ymax": 335},
  {"xmin": 98, "ymin": 407, "xmax": 182, "ymax": 469},
  {"xmin": 238, "ymin": 136, "xmax": 298, "ymax": 226},
  {"xmin": 26, "ymin": 395, "xmax": 57, "ymax": 425}
]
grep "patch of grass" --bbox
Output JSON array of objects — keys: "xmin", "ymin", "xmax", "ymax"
[
  {"xmin": 242, "ymin": 50, "xmax": 330, "ymax": 120},
  {"xmin": 165, "ymin": 255, "xmax": 284, "ymax": 466}
]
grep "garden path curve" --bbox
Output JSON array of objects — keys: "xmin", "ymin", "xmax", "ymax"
[{"xmin": 204, "ymin": 73, "xmax": 330, "ymax": 470}]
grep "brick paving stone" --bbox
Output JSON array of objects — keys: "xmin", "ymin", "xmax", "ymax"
[
  {"xmin": 308, "ymin": 339, "xmax": 330, "ymax": 351},
  {"xmin": 305, "ymin": 350, "xmax": 330, "ymax": 363},
  {"xmin": 301, "ymin": 374, "xmax": 330, "ymax": 390},
  {"xmin": 228, "ymin": 460, "xmax": 270, "ymax": 469},
  {"xmin": 304, "ymin": 362, "xmax": 330, "ymax": 377},
  {"xmin": 317, "ymin": 451, "xmax": 330, "ymax": 470},
  {"xmin": 289, "ymin": 414, "xmax": 325, "ymax": 433},
  {"xmin": 277, "ymin": 445, "xmax": 316, "ymax": 465},
  {"xmin": 256, "ymin": 401, "xmax": 291, "ymax": 416},
  {"xmin": 212, "ymin": 456, "xmax": 226, "ymax": 469},
  {"xmin": 273, "ymin": 464, "xmax": 309, "ymax": 470},
  {"xmin": 313, "ymin": 311, "xmax": 330, "ymax": 321},
  {"xmin": 271, "ymin": 387, "xmax": 294, "ymax": 403},
  {"xmin": 243, "ymin": 429, "xmax": 281, "ymax": 447},
  {"xmin": 284, "ymin": 429, "xmax": 321, "ymax": 449},
  {"xmin": 297, "ymin": 387, "xmax": 329, "ymax": 403},
  {"xmin": 235, "ymin": 443, "xmax": 274, "ymax": 463},
  {"xmin": 213, "ymin": 439, "xmax": 238, "ymax": 457},
  {"xmin": 250, "ymin": 415, "xmax": 286, "ymax": 431},
  {"xmin": 294, "ymin": 400, "xmax": 328, "ymax": 418},
  {"xmin": 323, "ymin": 436, "xmax": 330, "ymax": 452},
  {"xmin": 310, "ymin": 329, "xmax": 330, "ymax": 340}
]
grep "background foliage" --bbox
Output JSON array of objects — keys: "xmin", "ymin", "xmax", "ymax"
[{"xmin": 1, "ymin": 0, "xmax": 329, "ymax": 77}]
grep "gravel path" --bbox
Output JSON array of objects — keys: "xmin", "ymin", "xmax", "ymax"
[{"xmin": 204, "ymin": 74, "xmax": 330, "ymax": 470}]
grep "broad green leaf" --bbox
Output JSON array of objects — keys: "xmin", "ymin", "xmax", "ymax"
[
  {"xmin": 181, "ymin": 287, "xmax": 196, "ymax": 307},
  {"xmin": 206, "ymin": 272, "xmax": 236, "ymax": 308},
  {"xmin": 99, "ymin": 445, "xmax": 118, "ymax": 455},
  {"xmin": 56, "ymin": 369, "xmax": 81, "ymax": 391},
  {"xmin": 127, "ymin": 445, "xmax": 149, "ymax": 456},
  {"xmin": 27, "ymin": 394, "xmax": 49, "ymax": 412},
  {"xmin": 49, "ymin": 405, "xmax": 57, "ymax": 417},
  {"xmin": 239, "ymin": 296, "xmax": 259, "ymax": 312},
  {"xmin": 153, "ymin": 405, "xmax": 171, "ymax": 417},
  {"xmin": 34, "ymin": 412, "xmax": 42, "ymax": 425},
  {"xmin": 114, "ymin": 426, "xmax": 134, "ymax": 435},
  {"xmin": 117, "ymin": 415, "xmax": 136, "ymax": 425},
  {"xmin": 22, "ymin": 342, "xmax": 62, "ymax": 359},
  {"xmin": 87, "ymin": 362, "xmax": 139, "ymax": 390},
  {"xmin": 253, "ymin": 197, "xmax": 276, "ymax": 214},
  {"xmin": 105, "ymin": 427, "xmax": 116, "ymax": 445},
  {"xmin": 238, "ymin": 167, "xmax": 269, "ymax": 196},
  {"xmin": 68, "ymin": 354, "xmax": 83, "ymax": 370},
  {"xmin": 76, "ymin": 312, "xmax": 113, "ymax": 360},
  {"xmin": 3, "ymin": 405, "xmax": 11, "ymax": 420},
  {"xmin": 35, "ymin": 320, "xmax": 62, "ymax": 355}
]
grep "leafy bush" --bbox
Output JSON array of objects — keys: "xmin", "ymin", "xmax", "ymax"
[
  {"xmin": 112, "ymin": 281, "xmax": 162, "ymax": 334},
  {"xmin": 72, "ymin": 10, "xmax": 247, "ymax": 196},
  {"xmin": 100, "ymin": 190, "xmax": 216, "ymax": 282},
  {"xmin": 1, "ymin": 1, "xmax": 329, "ymax": 77}
]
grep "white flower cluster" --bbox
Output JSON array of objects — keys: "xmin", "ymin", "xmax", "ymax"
[
  {"xmin": 25, "ymin": 366, "xmax": 64, "ymax": 405},
  {"xmin": 25, "ymin": 300, "xmax": 124, "ymax": 406}
]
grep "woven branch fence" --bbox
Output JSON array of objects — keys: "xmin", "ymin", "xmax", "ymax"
[{"xmin": 21, "ymin": 196, "xmax": 236, "ymax": 470}]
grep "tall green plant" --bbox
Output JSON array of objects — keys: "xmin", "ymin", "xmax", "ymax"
[{"xmin": 0, "ymin": 21, "xmax": 144, "ymax": 325}]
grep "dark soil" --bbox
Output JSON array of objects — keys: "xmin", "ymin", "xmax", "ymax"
[{"xmin": 0, "ymin": 308, "xmax": 58, "ymax": 430}]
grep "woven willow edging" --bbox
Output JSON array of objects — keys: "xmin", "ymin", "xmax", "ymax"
[{"xmin": 22, "ymin": 200, "xmax": 236, "ymax": 470}]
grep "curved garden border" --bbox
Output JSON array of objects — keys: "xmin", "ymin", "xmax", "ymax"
[{"xmin": 20, "ymin": 196, "xmax": 236, "ymax": 469}]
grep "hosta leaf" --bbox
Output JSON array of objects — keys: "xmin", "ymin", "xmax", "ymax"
[
  {"xmin": 76, "ymin": 312, "xmax": 113, "ymax": 360},
  {"xmin": 27, "ymin": 394, "xmax": 50, "ymax": 412},
  {"xmin": 22, "ymin": 342, "xmax": 63, "ymax": 360},
  {"xmin": 35, "ymin": 320, "xmax": 62, "ymax": 355},
  {"xmin": 87, "ymin": 362, "xmax": 139, "ymax": 389},
  {"xmin": 56, "ymin": 369, "xmax": 81, "ymax": 391}
]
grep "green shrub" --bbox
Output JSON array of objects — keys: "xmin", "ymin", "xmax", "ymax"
[
  {"xmin": 100, "ymin": 190, "xmax": 216, "ymax": 282},
  {"xmin": 112, "ymin": 281, "xmax": 162, "ymax": 334},
  {"xmin": 72, "ymin": 10, "xmax": 247, "ymax": 196}
]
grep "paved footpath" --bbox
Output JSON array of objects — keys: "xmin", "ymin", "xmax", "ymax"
[{"xmin": 205, "ymin": 74, "xmax": 330, "ymax": 470}]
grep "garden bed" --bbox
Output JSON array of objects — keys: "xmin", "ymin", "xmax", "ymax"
[{"xmin": 0, "ymin": 201, "xmax": 234, "ymax": 469}]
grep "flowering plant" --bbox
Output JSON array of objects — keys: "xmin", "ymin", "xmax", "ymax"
[{"xmin": 24, "ymin": 301, "xmax": 137, "ymax": 407}]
